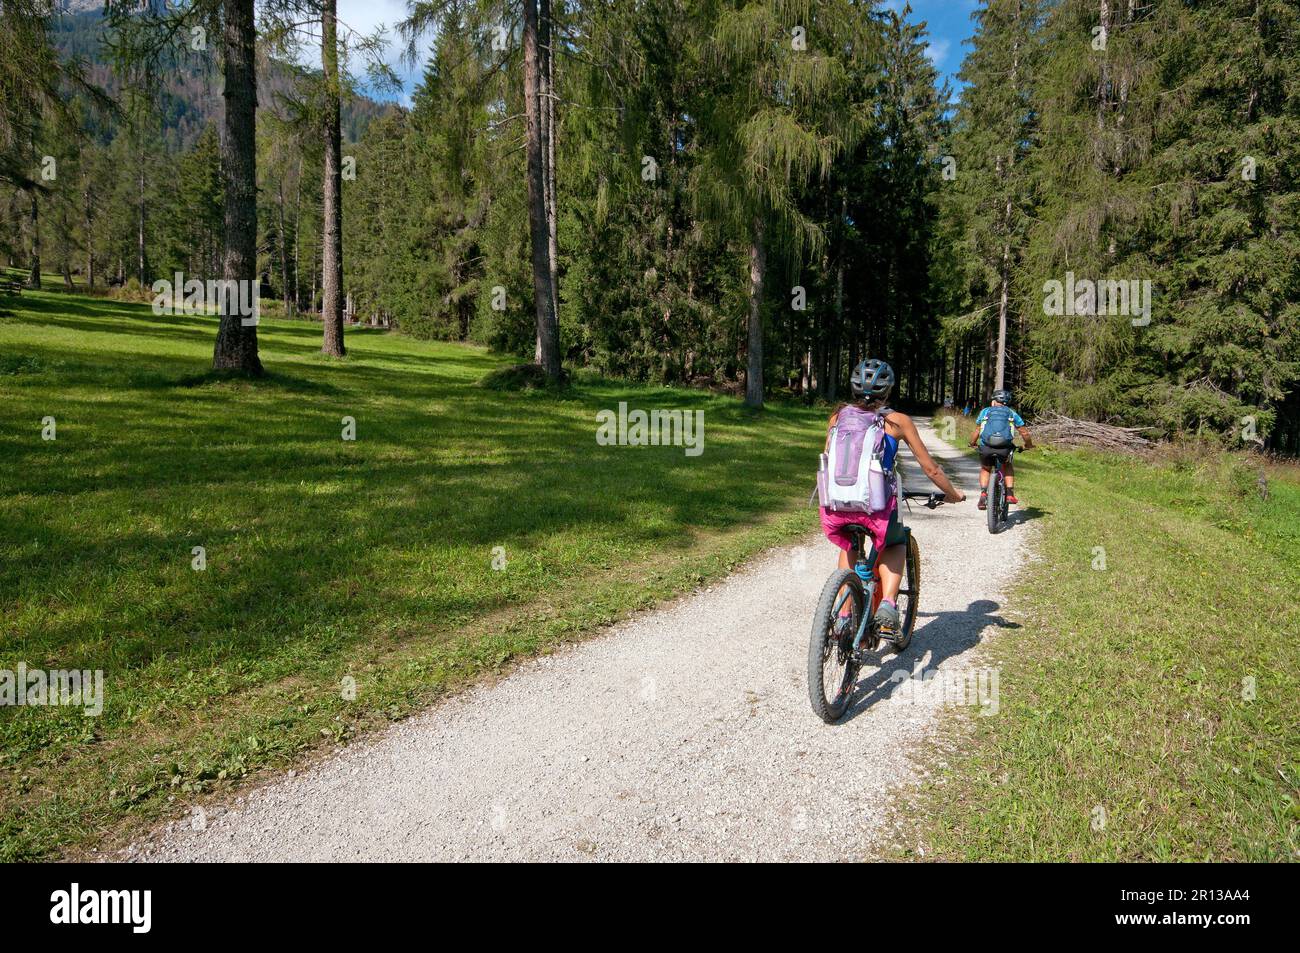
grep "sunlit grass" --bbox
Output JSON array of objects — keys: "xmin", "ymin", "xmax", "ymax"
[
  {"xmin": 916, "ymin": 412, "xmax": 1299, "ymax": 860},
  {"xmin": 0, "ymin": 286, "xmax": 825, "ymax": 859}
]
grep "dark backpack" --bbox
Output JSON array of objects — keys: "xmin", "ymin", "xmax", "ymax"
[{"xmin": 981, "ymin": 406, "xmax": 1015, "ymax": 449}]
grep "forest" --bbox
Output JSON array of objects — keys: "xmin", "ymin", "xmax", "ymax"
[{"xmin": 3, "ymin": 0, "xmax": 1298, "ymax": 451}]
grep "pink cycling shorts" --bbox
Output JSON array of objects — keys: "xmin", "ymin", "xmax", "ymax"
[{"xmin": 819, "ymin": 498, "xmax": 897, "ymax": 554}]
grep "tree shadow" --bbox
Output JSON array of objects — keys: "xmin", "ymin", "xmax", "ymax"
[{"xmin": 836, "ymin": 598, "xmax": 1021, "ymax": 723}]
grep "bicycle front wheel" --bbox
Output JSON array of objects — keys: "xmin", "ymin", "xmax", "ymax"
[
  {"xmin": 808, "ymin": 568, "xmax": 864, "ymax": 723},
  {"xmin": 892, "ymin": 533, "xmax": 921, "ymax": 652}
]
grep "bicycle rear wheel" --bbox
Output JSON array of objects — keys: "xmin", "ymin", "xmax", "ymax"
[
  {"xmin": 987, "ymin": 469, "xmax": 1003, "ymax": 534},
  {"xmin": 808, "ymin": 568, "xmax": 864, "ymax": 723},
  {"xmin": 892, "ymin": 533, "xmax": 921, "ymax": 652}
]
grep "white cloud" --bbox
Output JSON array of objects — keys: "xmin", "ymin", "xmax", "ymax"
[
  {"xmin": 337, "ymin": 0, "xmax": 409, "ymax": 43},
  {"xmin": 925, "ymin": 37, "xmax": 951, "ymax": 67},
  {"xmin": 337, "ymin": 0, "xmax": 423, "ymax": 102}
]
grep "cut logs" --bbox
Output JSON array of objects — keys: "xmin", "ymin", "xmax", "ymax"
[{"xmin": 1031, "ymin": 411, "xmax": 1155, "ymax": 453}]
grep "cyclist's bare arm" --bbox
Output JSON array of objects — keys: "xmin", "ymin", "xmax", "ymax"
[
  {"xmin": 1018, "ymin": 425, "xmax": 1034, "ymax": 449},
  {"xmin": 888, "ymin": 412, "xmax": 965, "ymax": 503}
]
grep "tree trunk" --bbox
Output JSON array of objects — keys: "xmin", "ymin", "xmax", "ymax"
[
  {"xmin": 994, "ymin": 27, "xmax": 1020, "ymax": 393},
  {"xmin": 82, "ymin": 170, "xmax": 94, "ymax": 290},
  {"xmin": 59, "ymin": 201, "xmax": 73, "ymax": 289},
  {"xmin": 523, "ymin": 0, "xmax": 560, "ymax": 379},
  {"xmin": 995, "ymin": 239, "xmax": 1010, "ymax": 390},
  {"xmin": 293, "ymin": 154, "xmax": 303, "ymax": 312},
  {"xmin": 320, "ymin": 0, "xmax": 345, "ymax": 356},
  {"xmin": 310, "ymin": 232, "xmax": 318, "ymax": 314},
  {"xmin": 28, "ymin": 189, "xmax": 40, "ymax": 288},
  {"xmin": 137, "ymin": 141, "xmax": 147, "ymax": 286},
  {"xmin": 85, "ymin": 213, "xmax": 94, "ymax": 289},
  {"xmin": 964, "ymin": 340, "xmax": 973, "ymax": 405},
  {"xmin": 955, "ymin": 341, "xmax": 963, "ymax": 406},
  {"xmin": 826, "ymin": 227, "xmax": 844, "ymax": 400},
  {"xmin": 212, "ymin": 0, "xmax": 263, "ymax": 375},
  {"xmin": 744, "ymin": 216, "xmax": 765, "ymax": 408},
  {"xmin": 543, "ymin": 0, "xmax": 560, "ymax": 339},
  {"xmin": 983, "ymin": 321, "xmax": 996, "ymax": 403},
  {"xmin": 277, "ymin": 178, "xmax": 290, "ymax": 316}
]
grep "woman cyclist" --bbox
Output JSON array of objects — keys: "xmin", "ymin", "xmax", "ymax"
[{"xmin": 819, "ymin": 359, "xmax": 965, "ymax": 638}]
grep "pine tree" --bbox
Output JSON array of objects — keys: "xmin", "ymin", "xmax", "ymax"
[
  {"xmin": 691, "ymin": 0, "xmax": 867, "ymax": 407},
  {"xmin": 946, "ymin": 0, "xmax": 1044, "ymax": 403},
  {"xmin": 1135, "ymin": 0, "xmax": 1300, "ymax": 445}
]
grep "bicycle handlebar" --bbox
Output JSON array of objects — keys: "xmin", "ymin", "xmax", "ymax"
[{"xmin": 902, "ymin": 490, "xmax": 946, "ymax": 509}]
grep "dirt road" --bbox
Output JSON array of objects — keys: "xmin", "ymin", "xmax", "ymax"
[{"xmin": 129, "ymin": 418, "xmax": 1031, "ymax": 861}]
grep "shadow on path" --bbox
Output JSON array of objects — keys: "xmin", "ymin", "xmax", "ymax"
[{"xmin": 837, "ymin": 598, "xmax": 1021, "ymax": 723}]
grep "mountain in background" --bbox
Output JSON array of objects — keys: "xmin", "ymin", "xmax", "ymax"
[{"xmin": 52, "ymin": 8, "xmax": 393, "ymax": 150}]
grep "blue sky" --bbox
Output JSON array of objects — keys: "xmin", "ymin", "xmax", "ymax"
[
  {"xmin": 888, "ymin": 0, "xmax": 982, "ymax": 98},
  {"xmin": 338, "ymin": 0, "xmax": 981, "ymax": 106}
]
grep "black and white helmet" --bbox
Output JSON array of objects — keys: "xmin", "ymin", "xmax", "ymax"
[
  {"xmin": 992, "ymin": 388, "xmax": 1013, "ymax": 405},
  {"xmin": 850, "ymin": 358, "xmax": 895, "ymax": 402}
]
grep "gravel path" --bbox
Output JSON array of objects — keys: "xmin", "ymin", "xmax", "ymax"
[{"xmin": 128, "ymin": 418, "xmax": 1033, "ymax": 862}]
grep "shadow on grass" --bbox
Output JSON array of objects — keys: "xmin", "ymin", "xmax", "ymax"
[
  {"xmin": 1008, "ymin": 506, "xmax": 1049, "ymax": 526},
  {"xmin": 171, "ymin": 368, "xmax": 344, "ymax": 396},
  {"xmin": 2, "ymin": 292, "xmax": 827, "ymax": 751}
]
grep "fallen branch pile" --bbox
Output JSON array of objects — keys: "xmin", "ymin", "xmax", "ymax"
[{"xmin": 1031, "ymin": 411, "xmax": 1156, "ymax": 453}]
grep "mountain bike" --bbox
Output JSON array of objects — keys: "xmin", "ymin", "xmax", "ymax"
[
  {"xmin": 807, "ymin": 491, "xmax": 944, "ymax": 724},
  {"xmin": 985, "ymin": 448, "xmax": 1012, "ymax": 534},
  {"xmin": 984, "ymin": 443, "xmax": 1031, "ymax": 533}
]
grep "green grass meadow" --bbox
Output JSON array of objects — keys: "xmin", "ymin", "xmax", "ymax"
[
  {"xmin": 0, "ymin": 285, "xmax": 825, "ymax": 859},
  {"xmin": 916, "ymin": 412, "xmax": 1299, "ymax": 860},
  {"xmin": 2, "ymin": 287, "xmax": 1295, "ymax": 862}
]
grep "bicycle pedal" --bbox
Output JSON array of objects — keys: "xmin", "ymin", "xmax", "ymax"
[{"xmin": 852, "ymin": 635, "xmax": 881, "ymax": 661}]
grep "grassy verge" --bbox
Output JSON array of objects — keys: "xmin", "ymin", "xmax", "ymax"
[
  {"xmin": 911, "ymin": 410, "xmax": 1299, "ymax": 860},
  {"xmin": 0, "ymin": 287, "xmax": 825, "ymax": 860}
]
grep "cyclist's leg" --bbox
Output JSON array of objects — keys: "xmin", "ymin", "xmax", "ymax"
[
  {"xmin": 1003, "ymin": 455, "xmax": 1015, "ymax": 490},
  {"xmin": 877, "ymin": 546, "xmax": 904, "ymax": 602},
  {"xmin": 978, "ymin": 456, "xmax": 991, "ymax": 490},
  {"xmin": 876, "ymin": 508, "xmax": 908, "ymax": 604}
]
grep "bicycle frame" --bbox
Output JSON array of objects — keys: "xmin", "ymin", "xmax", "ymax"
[
  {"xmin": 833, "ymin": 532, "xmax": 880, "ymax": 654},
  {"xmin": 832, "ymin": 488, "xmax": 938, "ymax": 653},
  {"xmin": 987, "ymin": 448, "xmax": 1015, "ymax": 531}
]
